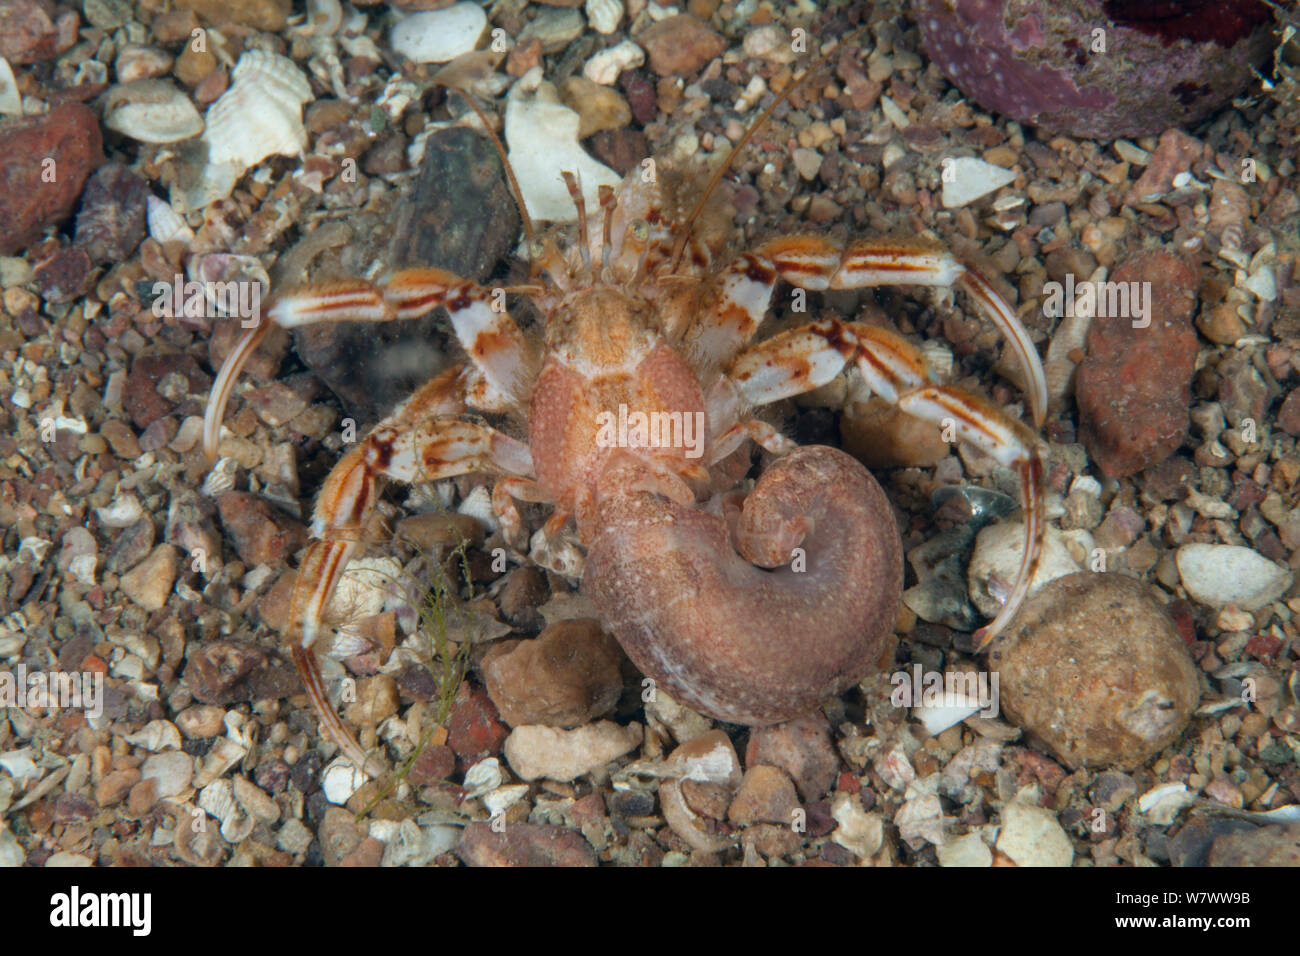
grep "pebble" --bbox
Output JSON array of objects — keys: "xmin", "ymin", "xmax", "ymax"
[
  {"xmin": 584, "ymin": 40, "xmax": 644, "ymax": 85},
  {"xmin": 0, "ymin": 0, "xmax": 65, "ymax": 64},
  {"xmin": 1208, "ymin": 824, "xmax": 1300, "ymax": 866},
  {"xmin": 504, "ymin": 81, "xmax": 621, "ymax": 222},
  {"xmin": 791, "ymin": 147, "xmax": 822, "ymax": 181},
  {"xmin": 503, "ymin": 721, "xmax": 642, "ymax": 782},
  {"xmin": 124, "ymin": 719, "xmax": 183, "ymax": 752},
  {"xmin": 119, "ymin": 544, "xmax": 178, "ymax": 611},
  {"xmin": 967, "ymin": 521, "xmax": 1081, "ymax": 617},
  {"xmin": 1175, "ymin": 544, "xmax": 1292, "ymax": 611},
  {"xmin": 1125, "ymin": 129, "xmax": 1203, "ymax": 205},
  {"xmin": 457, "ymin": 821, "xmax": 598, "ymax": 866},
  {"xmin": 446, "ymin": 683, "xmax": 509, "ymax": 762},
  {"xmin": 727, "ymin": 766, "xmax": 799, "ymax": 826},
  {"xmin": 216, "ymin": 491, "xmax": 306, "ymax": 567},
  {"xmin": 322, "ymin": 758, "xmax": 367, "ymax": 804},
  {"xmin": 559, "ymin": 76, "xmax": 632, "ymax": 139},
  {"xmin": 0, "ymin": 103, "xmax": 104, "ymax": 255},
  {"xmin": 745, "ymin": 714, "xmax": 840, "ymax": 801},
  {"xmin": 175, "ymin": 0, "xmax": 291, "ymax": 31},
  {"xmin": 74, "ymin": 164, "xmax": 149, "ymax": 265},
  {"xmin": 1075, "ymin": 251, "xmax": 1199, "ymax": 478},
  {"xmin": 584, "ymin": 0, "xmax": 621, "ymax": 35},
  {"xmin": 636, "ymin": 14, "xmax": 725, "ymax": 78},
  {"xmin": 990, "ymin": 573, "xmax": 1201, "ymax": 770},
  {"xmin": 176, "ymin": 704, "xmax": 226, "ymax": 738},
  {"xmin": 482, "ymin": 619, "xmax": 624, "ymax": 728},
  {"xmin": 95, "ymin": 768, "xmax": 141, "ymax": 807},
  {"xmin": 841, "ymin": 397, "xmax": 950, "ymax": 468},
  {"xmin": 123, "ymin": 352, "xmax": 210, "ymax": 429},
  {"xmin": 664, "ymin": 729, "xmax": 742, "ymax": 788},
  {"xmin": 996, "ymin": 798, "xmax": 1073, "ymax": 866},
  {"xmin": 936, "ymin": 831, "xmax": 992, "ymax": 867},
  {"xmin": 140, "ymin": 751, "xmax": 193, "ymax": 798},
  {"xmin": 830, "ymin": 791, "xmax": 883, "ymax": 859},
  {"xmin": 390, "ymin": 3, "xmax": 486, "ymax": 63},
  {"xmin": 518, "ymin": 7, "xmax": 584, "ymax": 53},
  {"xmin": 941, "ymin": 157, "xmax": 1016, "ymax": 208}
]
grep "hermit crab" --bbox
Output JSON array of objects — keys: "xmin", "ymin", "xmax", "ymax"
[{"xmin": 202, "ymin": 40, "xmax": 1047, "ymax": 775}]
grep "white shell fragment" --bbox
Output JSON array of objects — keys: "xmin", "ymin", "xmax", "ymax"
[
  {"xmin": 103, "ymin": 80, "xmax": 204, "ymax": 144},
  {"xmin": 504, "ymin": 79, "xmax": 621, "ymax": 222},
  {"xmin": 585, "ymin": 0, "xmax": 623, "ymax": 34},
  {"xmin": 968, "ymin": 521, "xmax": 1081, "ymax": 617},
  {"xmin": 583, "ymin": 40, "xmax": 644, "ymax": 85},
  {"xmin": 322, "ymin": 758, "xmax": 367, "ymax": 804},
  {"xmin": 390, "ymin": 3, "xmax": 487, "ymax": 64},
  {"xmin": 941, "ymin": 157, "xmax": 1017, "ymax": 208},
  {"xmin": 180, "ymin": 50, "xmax": 312, "ymax": 210},
  {"xmin": 0, "ymin": 56, "xmax": 21, "ymax": 116},
  {"xmin": 146, "ymin": 195, "xmax": 195, "ymax": 245},
  {"xmin": 1175, "ymin": 543, "xmax": 1292, "ymax": 611}
]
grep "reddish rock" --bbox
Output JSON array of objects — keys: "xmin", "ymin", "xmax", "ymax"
[
  {"xmin": 407, "ymin": 743, "xmax": 456, "ymax": 786},
  {"xmin": 0, "ymin": 0, "xmax": 67, "ymax": 64},
  {"xmin": 456, "ymin": 821, "xmax": 597, "ymax": 867},
  {"xmin": 728, "ymin": 765, "xmax": 800, "ymax": 826},
  {"xmin": 1126, "ymin": 129, "xmax": 1205, "ymax": 205},
  {"xmin": 446, "ymin": 682, "xmax": 508, "ymax": 762},
  {"xmin": 122, "ymin": 352, "xmax": 211, "ymax": 429},
  {"xmin": 636, "ymin": 14, "xmax": 726, "ymax": 78},
  {"xmin": 1278, "ymin": 389, "xmax": 1300, "ymax": 437},
  {"xmin": 74, "ymin": 163, "xmax": 150, "ymax": 264},
  {"xmin": 31, "ymin": 246, "xmax": 92, "ymax": 303},
  {"xmin": 215, "ymin": 491, "xmax": 307, "ymax": 567},
  {"xmin": 1075, "ymin": 251, "xmax": 1199, "ymax": 478},
  {"xmin": 482, "ymin": 619, "xmax": 624, "ymax": 728},
  {"xmin": 0, "ymin": 103, "xmax": 103, "ymax": 254},
  {"xmin": 745, "ymin": 713, "xmax": 840, "ymax": 802}
]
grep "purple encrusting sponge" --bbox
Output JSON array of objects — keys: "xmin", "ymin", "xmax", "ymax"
[{"xmin": 912, "ymin": 0, "xmax": 1276, "ymax": 139}]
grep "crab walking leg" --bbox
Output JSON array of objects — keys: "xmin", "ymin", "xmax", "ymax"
[
  {"xmin": 726, "ymin": 319, "xmax": 1044, "ymax": 647},
  {"xmin": 289, "ymin": 408, "xmax": 534, "ymax": 775},
  {"xmin": 682, "ymin": 253, "xmax": 779, "ymax": 373},
  {"xmin": 751, "ymin": 235, "xmax": 1047, "ymax": 426},
  {"xmin": 203, "ymin": 272, "xmax": 537, "ymax": 459}
]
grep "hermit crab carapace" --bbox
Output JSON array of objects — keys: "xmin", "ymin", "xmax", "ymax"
[{"xmin": 202, "ymin": 37, "xmax": 1047, "ymax": 775}]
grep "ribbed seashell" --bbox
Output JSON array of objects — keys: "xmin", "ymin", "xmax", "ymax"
[
  {"xmin": 0, "ymin": 57, "xmax": 21, "ymax": 116},
  {"xmin": 146, "ymin": 195, "xmax": 195, "ymax": 245},
  {"xmin": 584, "ymin": 0, "xmax": 623, "ymax": 35},
  {"xmin": 201, "ymin": 50, "xmax": 312, "ymax": 171},
  {"xmin": 103, "ymin": 80, "xmax": 204, "ymax": 144},
  {"xmin": 114, "ymin": 43, "xmax": 173, "ymax": 83}
]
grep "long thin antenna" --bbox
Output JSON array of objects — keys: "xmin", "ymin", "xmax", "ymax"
[{"xmin": 669, "ymin": 23, "xmax": 871, "ymax": 271}]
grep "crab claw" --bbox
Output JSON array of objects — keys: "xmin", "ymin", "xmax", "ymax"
[{"xmin": 585, "ymin": 446, "xmax": 903, "ymax": 725}]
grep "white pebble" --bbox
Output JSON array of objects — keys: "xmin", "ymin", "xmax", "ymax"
[
  {"xmin": 583, "ymin": 40, "xmax": 644, "ymax": 85},
  {"xmin": 968, "ymin": 521, "xmax": 1081, "ymax": 617},
  {"xmin": 390, "ymin": 3, "xmax": 487, "ymax": 64},
  {"xmin": 941, "ymin": 156, "xmax": 1017, "ymax": 208},
  {"xmin": 585, "ymin": 0, "xmax": 623, "ymax": 35},
  {"xmin": 996, "ymin": 798, "xmax": 1073, "ymax": 866},
  {"xmin": 1176, "ymin": 543, "xmax": 1292, "ymax": 611},
  {"xmin": 322, "ymin": 758, "xmax": 367, "ymax": 804}
]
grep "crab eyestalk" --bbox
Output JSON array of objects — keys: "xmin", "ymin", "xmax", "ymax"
[{"xmin": 584, "ymin": 446, "xmax": 903, "ymax": 726}]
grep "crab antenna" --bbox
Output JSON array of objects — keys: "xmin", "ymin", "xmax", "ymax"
[
  {"xmin": 443, "ymin": 86, "xmax": 538, "ymax": 276},
  {"xmin": 563, "ymin": 171, "xmax": 593, "ymax": 274},
  {"xmin": 598, "ymin": 184, "xmax": 616, "ymax": 274},
  {"xmin": 669, "ymin": 23, "xmax": 870, "ymax": 271}
]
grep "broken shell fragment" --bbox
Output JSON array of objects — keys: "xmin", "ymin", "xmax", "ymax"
[{"xmin": 103, "ymin": 80, "xmax": 204, "ymax": 144}]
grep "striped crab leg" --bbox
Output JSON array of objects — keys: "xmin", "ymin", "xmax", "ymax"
[
  {"xmin": 724, "ymin": 319, "xmax": 1044, "ymax": 648},
  {"xmin": 203, "ymin": 269, "xmax": 537, "ymax": 460},
  {"xmin": 750, "ymin": 235, "xmax": 1047, "ymax": 426}
]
